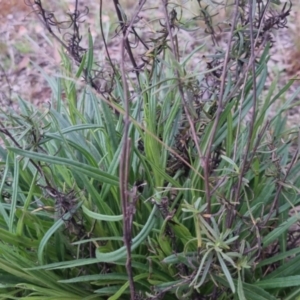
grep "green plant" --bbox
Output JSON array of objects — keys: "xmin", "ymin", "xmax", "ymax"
[{"xmin": 0, "ymin": 0, "xmax": 300, "ymax": 299}]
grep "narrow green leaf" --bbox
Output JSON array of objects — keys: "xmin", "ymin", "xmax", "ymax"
[
  {"xmin": 285, "ymin": 286, "xmax": 300, "ymax": 300},
  {"xmin": 8, "ymin": 148, "xmax": 119, "ymax": 186},
  {"xmin": 0, "ymin": 157, "xmax": 10, "ymax": 226},
  {"xmin": 108, "ymin": 273, "xmax": 148, "ymax": 300},
  {"xmin": 16, "ymin": 170, "xmax": 38, "ymax": 236},
  {"xmin": 264, "ymin": 255, "xmax": 300, "ymax": 279},
  {"xmin": 221, "ymin": 155, "xmax": 239, "ymax": 173},
  {"xmin": 75, "ymin": 52, "xmax": 87, "ymax": 79},
  {"xmin": 82, "ymin": 205, "xmax": 123, "ymax": 222},
  {"xmin": 96, "ymin": 206, "xmax": 157, "ymax": 262},
  {"xmin": 237, "ymin": 271, "xmax": 246, "ymax": 300},
  {"xmin": 37, "ymin": 218, "xmax": 65, "ymax": 264},
  {"xmin": 86, "ymin": 30, "xmax": 94, "ymax": 75},
  {"xmin": 38, "ymin": 202, "xmax": 82, "ymax": 263},
  {"xmin": 59, "ymin": 273, "xmax": 128, "ymax": 283},
  {"xmin": 10, "ymin": 155, "xmax": 19, "ymax": 233},
  {"xmin": 181, "ymin": 43, "xmax": 205, "ymax": 67},
  {"xmin": 257, "ymin": 248, "xmax": 300, "ymax": 268},
  {"xmin": 263, "ymin": 215, "xmax": 299, "ymax": 247},
  {"xmin": 226, "ymin": 109, "xmax": 233, "ymax": 156},
  {"xmin": 217, "ymin": 252, "xmax": 235, "ymax": 293},
  {"xmin": 255, "ymin": 276, "xmax": 300, "ymax": 289},
  {"xmin": 215, "ymin": 276, "xmax": 277, "ymax": 300}
]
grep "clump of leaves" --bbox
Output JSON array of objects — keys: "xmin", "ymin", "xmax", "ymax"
[{"xmin": 0, "ymin": 0, "xmax": 299, "ymax": 299}]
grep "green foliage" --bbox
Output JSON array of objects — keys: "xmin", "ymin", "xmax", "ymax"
[{"xmin": 0, "ymin": 0, "xmax": 299, "ymax": 299}]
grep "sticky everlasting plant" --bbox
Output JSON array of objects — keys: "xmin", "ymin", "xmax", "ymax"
[{"xmin": 0, "ymin": 0, "xmax": 300, "ymax": 299}]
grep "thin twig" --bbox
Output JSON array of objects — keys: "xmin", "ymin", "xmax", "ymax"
[
  {"xmin": 113, "ymin": 0, "xmax": 141, "ymax": 85},
  {"xmin": 203, "ymin": 0, "xmax": 240, "ymax": 213},
  {"xmin": 99, "ymin": 0, "xmax": 118, "ymax": 80},
  {"xmin": 263, "ymin": 149, "xmax": 299, "ymax": 226},
  {"xmin": 160, "ymin": 0, "xmax": 207, "ymax": 211},
  {"xmin": 234, "ymin": 0, "xmax": 268, "ymax": 205},
  {"xmin": 119, "ymin": 2, "xmax": 147, "ymax": 298},
  {"xmin": 232, "ymin": 0, "xmax": 271, "ymax": 163}
]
